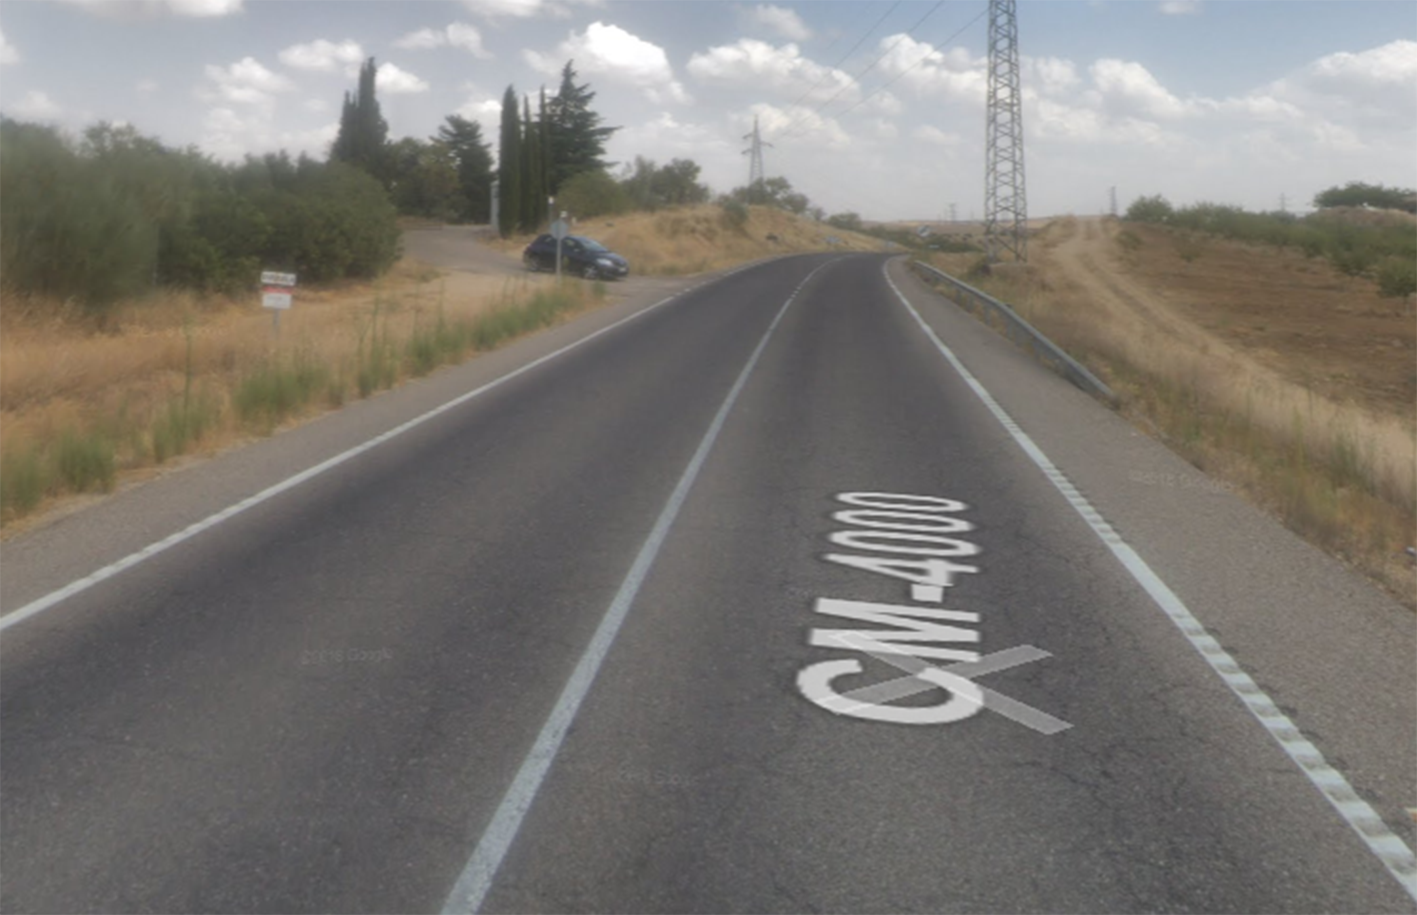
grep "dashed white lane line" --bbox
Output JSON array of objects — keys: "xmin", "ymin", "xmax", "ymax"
[
  {"xmin": 439, "ymin": 259, "xmax": 838, "ymax": 914},
  {"xmin": 884, "ymin": 262, "xmax": 1417, "ymax": 904}
]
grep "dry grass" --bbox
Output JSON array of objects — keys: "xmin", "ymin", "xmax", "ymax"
[
  {"xmin": 0, "ymin": 258, "xmax": 597, "ymax": 531},
  {"xmin": 487, "ymin": 204, "xmax": 890, "ymax": 275},
  {"xmin": 923, "ymin": 216, "xmax": 1416, "ymax": 604}
]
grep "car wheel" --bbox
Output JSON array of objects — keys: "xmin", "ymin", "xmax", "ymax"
[
  {"xmin": 582, "ymin": 264, "xmax": 599, "ymax": 280},
  {"xmin": 524, "ymin": 256, "xmax": 540, "ymax": 273}
]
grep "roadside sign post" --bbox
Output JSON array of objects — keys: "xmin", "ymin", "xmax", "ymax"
[
  {"xmin": 550, "ymin": 217, "xmax": 569, "ymax": 279},
  {"xmin": 261, "ymin": 270, "xmax": 296, "ymax": 336}
]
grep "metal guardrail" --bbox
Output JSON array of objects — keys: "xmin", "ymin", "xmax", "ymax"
[{"xmin": 909, "ymin": 260, "xmax": 1118, "ymax": 406}]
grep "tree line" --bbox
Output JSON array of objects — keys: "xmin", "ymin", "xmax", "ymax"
[
  {"xmin": 0, "ymin": 119, "xmax": 400, "ymax": 309},
  {"xmin": 1125, "ymin": 186, "xmax": 1417, "ymax": 298},
  {"xmin": 1, "ymin": 51, "xmax": 862, "ymax": 310}
]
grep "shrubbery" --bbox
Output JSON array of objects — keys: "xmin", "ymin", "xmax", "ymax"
[
  {"xmin": 1124, "ymin": 191, "xmax": 1416, "ymax": 296},
  {"xmin": 555, "ymin": 168, "xmax": 630, "ymax": 220},
  {"xmin": 0, "ymin": 118, "xmax": 401, "ymax": 309}
]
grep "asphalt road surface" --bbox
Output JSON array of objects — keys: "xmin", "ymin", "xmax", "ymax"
[{"xmin": 3, "ymin": 254, "xmax": 1414, "ymax": 913}]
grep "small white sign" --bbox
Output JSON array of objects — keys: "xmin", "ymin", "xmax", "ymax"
[{"xmin": 261, "ymin": 269, "xmax": 296, "ymax": 311}]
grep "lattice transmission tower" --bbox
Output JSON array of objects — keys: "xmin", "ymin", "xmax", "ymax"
[
  {"xmin": 984, "ymin": 0, "xmax": 1027, "ymax": 263},
  {"xmin": 742, "ymin": 116, "xmax": 772, "ymax": 201}
]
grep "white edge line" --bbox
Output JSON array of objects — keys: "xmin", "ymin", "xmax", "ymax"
[
  {"xmin": 883, "ymin": 262, "xmax": 1417, "ymax": 903},
  {"xmin": 439, "ymin": 259, "xmax": 838, "ymax": 915},
  {"xmin": 0, "ymin": 269, "xmax": 760, "ymax": 634}
]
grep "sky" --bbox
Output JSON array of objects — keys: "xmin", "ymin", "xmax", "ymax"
[{"xmin": 0, "ymin": 0, "xmax": 1413, "ymax": 221}]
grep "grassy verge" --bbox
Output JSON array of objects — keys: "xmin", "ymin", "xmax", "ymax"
[
  {"xmin": 916, "ymin": 255, "xmax": 1416, "ymax": 606},
  {"xmin": 0, "ymin": 272, "xmax": 599, "ymax": 529}
]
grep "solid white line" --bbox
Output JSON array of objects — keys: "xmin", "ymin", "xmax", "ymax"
[
  {"xmin": 0, "ymin": 278, "xmax": 732, "ymax": 633},
  {"xmin": 440, "ymin": 259, "xmax": 836, "ymax": 915},
  {"xmin": 883, "ymin": 263, "xmax": 1417, "ymax": 903}
]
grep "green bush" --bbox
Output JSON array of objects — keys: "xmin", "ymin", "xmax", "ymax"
[
  {"xmin": 1125, "ymin": 194, "xmax": 1173, "ymax": 224},
  {"xmin": 0, "ymin": 446, "xmax": 49, "ymax": 517},
  {"xmin": 720, "ymin": 198, "xmax": 748, "ymax": 230},
  {"xmin": 557, "ymin": 168, "xmax": 630, "ymax": 220},
  {"xmin": 54, "ymin": 430, "xmax": 116, "ymax": 493},
  {"xmin": 0, "ymin": 119, "xmax": 158, "ymax": 310},
  {"xmin": 1, "ymin": 117, "xmax": 403, "ymax": 306},
  {"xmin": 235, "ymin": 357, "xmax": 329, "ymax": 429},
  {"xmin": 1376, "ymin": 257, "xmax": 1417, "ymax": 298}
]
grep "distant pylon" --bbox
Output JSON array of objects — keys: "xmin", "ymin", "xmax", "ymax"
[
  {"xmin": 742, "ymin": 116, "xmax": 772, "ymax": 201},
  {"xmin": 984, "ymin": 0, "xmax": 1027, "ymax": 263}
]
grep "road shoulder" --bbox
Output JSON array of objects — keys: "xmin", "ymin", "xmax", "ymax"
[{"xmin": 885, "ymin": 255, "xmax": 1417, "ymax": 848}]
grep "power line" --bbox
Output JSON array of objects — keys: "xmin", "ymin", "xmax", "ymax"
[
  {"xmin": 776, "ymin": 4, "xmax": 986, "ymax": 141},
  {"xmin": 776, "ymin": 0, "xmax": 949, "ymax": 141},
  {"xmin": 781, "ymin": 1, "xmax": 902, "ymax": 115},
  {"xmin": 783, "ymin": 5, "xmax": 987, "ymax": 138}
]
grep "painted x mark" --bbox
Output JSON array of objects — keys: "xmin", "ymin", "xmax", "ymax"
[{"xmin": 828, "ymin": 633, "xmax": 1073, "ymax": 734}]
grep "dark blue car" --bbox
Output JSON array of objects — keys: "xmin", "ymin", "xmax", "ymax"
[{"xmin": 523, "ymin": 234, "xmax": 630, "ymax": 280}]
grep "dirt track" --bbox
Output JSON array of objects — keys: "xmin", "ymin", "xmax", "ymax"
[
  {"xmin": 1040, "ymin": 216, "xmax": 1415, "ymax": 417},
  {"xmin": 401, "ymin": 226, "xmax": 523, "ymax": 277}
]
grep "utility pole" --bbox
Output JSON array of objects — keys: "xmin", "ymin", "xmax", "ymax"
[
  {"xmin": 1279, "ymin": 192, "xmax": 1288, "ymax": 214},
  {"xmin": 742, "ymin": 116, "xmax": 772, "ymax": 203},
  {"xmin": 984, "ymin": 0, "xmax": 1027, "ymax": 263},
  {"xmin": 949, "ymin": 202, "xmax": 958, "ymax": 224},
  {"xmin": 1109, "ymin": 186, "xmax": 1118, "ymax": 218}
]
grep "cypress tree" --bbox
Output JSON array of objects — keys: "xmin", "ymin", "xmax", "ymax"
[
  {"xmin": 435, "ymin": 115, "xmax": 493, "ymax": 223},
  {"xmin": 546, "ymin": 61, "xmax": 618, "ymax": 195},
  {"xmin": 539, "ymin": 87, "xmax": 552, "ymax": 214},
  {"xmin": 497, "ymin": 85, "xmax": 521, "ymax": 238},
  {"xmin": 521, "ymin": 95, "xmax": 550, "ymax": 232},
  {"xmin": 330, "ymin": 58, "xmax": 389, "ymax": 182}
]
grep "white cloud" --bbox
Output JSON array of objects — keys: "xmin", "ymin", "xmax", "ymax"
[
  {"xmin": 1088, "ymin": 58, "xmax": 1195, "ymax": 119},
  {"xmin": 58, "ymin": 0, "xmax": 242, "ymax": 18},
  {"xmin": 1027, "ymin": 56, "xmax": 1081, "ymax": 97},
  {"xmin": 1158, "ymin": 1, "xmax": 1200, "ymax": 14},
  {"xmin": 199, "ymin": 105, "xmax": 337, "ymax": 162},
  {"xmin": 453, "ymin": 84, "xmax": 502, "ymax": 141},
  {"xmin": 912, "ymin": 125, "xmax": 960, "ymax": 147},
  {"xmin": 136, "ymin": 78, "xmax": 159, "ymax": 94},
  {"xmin": 11, "ymin": 90, "xmax": 60, "ymax": 119},
  {"xmin": 446, "ymin": 22, "xmax": 490, "ymax": 57},
  {"xmin": 394, "ymin": 28, "xmax": 444, "ymax": 50},
  {"xmin": 394, "ymin": 22, "xmax": 490, "ymax": 58},
  {"xmin": 278, "ymin": 39, "xmax": 364, "ymax": 73},
  {"xmin": 527, "ymin": 22, "xmax": 688, "ymax": 104},
  {"xmin": 376, "ymin": 62, "xmax": 429, "ymax": 94},
  {"xmin": 1273, "ymin": 38, "xmax": 1417, "ymax": 122},
  {"xmin": 746, "ymin": 102, "xmax": 850, "ymax": 149},
  {"xmin": 688, "ymin": 39, "xmax": 855, "ymax": 105},
  {"xmin": 461, "ymin": 0, "xmax": 600, "ymax": 20},
  {"xmin": 875, "ymin": 34, "xmax": 986, "ymax": 104},
  {"xmin": 0, "ymin": 27, "xmax": 18, "ymax": 65},
  {"xmin": 742, "ymin": 4, "xmax": 812, "ymax": 42},
  {"xmin": 200, "ymin": 57, "xmax": 294, "ymax": 110},
  {"xmin": 304, "ymin": 97, "xmax": 328, "ymax": 112}
]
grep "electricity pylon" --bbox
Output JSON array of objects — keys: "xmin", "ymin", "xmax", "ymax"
[
  {"xmin": 984, "ymin": 0, "xmax": 1027, "ymax": 263},
  {"xmin": 742, "ymin": 116, "xmax": 772, "ymax": 202}
]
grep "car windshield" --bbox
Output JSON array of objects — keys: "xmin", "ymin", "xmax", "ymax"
[{"xmin": 573, "ymin": 237, "xmax": 608, "ymax": 253}]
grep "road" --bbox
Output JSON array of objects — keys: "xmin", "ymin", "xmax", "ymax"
[{"xmin": 2, "ymin": 254, "xmax": 1413, "ymax": 913}]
